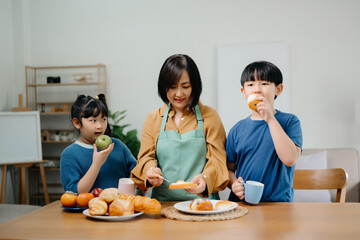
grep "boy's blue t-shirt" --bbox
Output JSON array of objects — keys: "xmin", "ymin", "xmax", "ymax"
[
  {"xmin": 60, "ymin": 137, "xmax": 137, "ymax": 193},
  {"xmin": 226, "ymin": 110, "xmax": 303, "ymax": 202}
]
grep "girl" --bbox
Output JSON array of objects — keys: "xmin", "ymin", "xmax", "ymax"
[
  {"xmin": 60, "ymin": 94, "xmax": 137, "ymax": 194},
  {"xmin": 131, "ymin": 54, "xmax": 229, "ymax": 201}
]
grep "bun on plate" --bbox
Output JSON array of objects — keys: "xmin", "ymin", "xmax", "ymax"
[
  {"xmin": 169, "ymin": 180, "xmax": 197, "ymax": 189},
  {"xmin": 99, "ymin": 188, "xmax": 120, "ymax": 203},
  {"xmin": 189, "ymin": 198, "xmax": 213, "ymax": 211},
  {"xmin": 215, "ymin": 200, "xmax": 233, "ymax": 210},
  {"xmin": 109, "ymin": 199, "xmax": 134, "ymax": 216},
  {"xmin": 247, "ymin": 94, "xmax": 261, "ymax": 110}
]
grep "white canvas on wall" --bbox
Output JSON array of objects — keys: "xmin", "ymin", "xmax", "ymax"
[
  {"xmin": 217, "ymin": 42, "xmax": 290, "ymax": 134},
  {"xmin": 0, "ymin": 111, "xmax": 42, "ymax": 164}
]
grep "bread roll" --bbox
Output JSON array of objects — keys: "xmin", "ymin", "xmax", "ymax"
[
  {"xmin": 99, "ymin": 188, "xmax": 120, "ymax": 203},
  {"xmin": 109, "ymin": 199, "xmax": 134, "ymax": 216},
  {"xmin": 215, "ymin": 200, "xmax": 233, "ymax": 210},
  {"xmin": 190, "ymin": 198, "xmax": 213, "ymax": 211},
  {"xmin": 247, "ymin": 94, "xmax": 261, "ymax": 110},
  {"xmin": 88, "ymin": 197, "xmax": 108, "ymax": 216}
]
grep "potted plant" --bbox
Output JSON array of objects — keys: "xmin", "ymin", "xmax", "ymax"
[{"xmin": 108, "ymin": 110, "xmax": 140, "ymax": 158}]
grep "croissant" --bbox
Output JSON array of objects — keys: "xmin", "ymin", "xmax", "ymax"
[
  {"xmin": 99, "ymin": 188, "xmax": 121, "ymax": 203},
  {"xmin": 109, "ymin": 199, "xmax": 134, "ymax": 216},
  {"xmin": 88, "ymin": 197, "xmax": 108, "ymax": 215},
  {"xmin": 131, "ymin": 195, "xmax": 161, "ymax": 214}
]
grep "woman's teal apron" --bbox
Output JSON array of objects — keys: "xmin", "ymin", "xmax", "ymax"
[{"xmin": 152, "ymin": 104, "xmax": 219, "ymax": 201}]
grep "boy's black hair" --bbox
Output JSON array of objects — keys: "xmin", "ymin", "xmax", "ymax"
[
  {"xmin": 71, "ymin": 93, "xmax": 111, "ymax": 136},
  {"xmin": 240, "ymin": 61, "xmax": 283, "ymax": 87},
  {"xmin": 158, "ymin": 54, "xmax": 202, "ymax": 108}
]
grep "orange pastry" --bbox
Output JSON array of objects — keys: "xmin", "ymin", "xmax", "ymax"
[
  {"xmin": 169, "ymin": 180, "xmax": 197, "ymax": 189},
  {"xmin": 189, "ymin": 198, "xmax": 213, "ymax": 211}
]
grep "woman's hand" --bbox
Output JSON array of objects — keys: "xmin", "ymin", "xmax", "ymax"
[
  {"xmin": 146, "ymin": 167, "xmax": 164, "ymax": 187},
  {"xmin": 231, "ymin": 176, "xmax": 245, "ymax": 200},
  {"xmin": 185, "ymin": 174, "xmax": 206, "ymax": 194},
  {"xmin": 92, "ymin": 143, "xmax": 114, "ymax": 167}
]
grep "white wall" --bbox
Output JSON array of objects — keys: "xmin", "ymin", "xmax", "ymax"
[
  {"xmin": 0, "ymin": 0, "xmax": 14, "ymax": 112},
  {"xmin": 3, "ymin": 0, "xmax": 360, "ymax": 152}
]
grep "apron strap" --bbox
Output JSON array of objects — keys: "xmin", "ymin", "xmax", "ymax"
[
  {"xmin": 194, "ymin": 105, "xmax": 204, "ymax": 131},
  {"xmin": 160, "ymin": 104, "xmax": 204, "ymax": 132},
  {"xmin": 160, "ymin": 103, "xmax": 171, "ymax": 132}
]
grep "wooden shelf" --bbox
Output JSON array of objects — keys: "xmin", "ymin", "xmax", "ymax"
[
  {"xmin": 27, "ymin": 82, "xmax": 102, "ymax": 87},
  {"xmin": 42, "ymin": 140, "xmax": 74, "ymax": 143},
  {"xmin": 40, "ymin": 112, "xmax": 70, "ymax": 115}
]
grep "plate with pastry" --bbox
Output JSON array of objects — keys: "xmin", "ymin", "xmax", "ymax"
[
  {"xmin": 169, "ymin": 180, "xmax": 198, "ymax": 189},
  {"xmin": 174, "ymin": 199, "xmax": 237, "ymax": 215},
  {"xmin": 83, "ymin": 209, "xmax": 143, "ymax": 221}
]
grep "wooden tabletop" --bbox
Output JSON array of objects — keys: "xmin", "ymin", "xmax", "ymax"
[{"xmin": 0, "ymin": 201, "xmax": 360, "ymax": 240}]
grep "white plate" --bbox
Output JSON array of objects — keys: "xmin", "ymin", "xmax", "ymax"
[
  {"xmin": 82, "ymin": 209, "xmax": 143, "ymax": 221},
  {"xmin": 174, "ymin": 200, "xmax": 238, "ymax": 215}
]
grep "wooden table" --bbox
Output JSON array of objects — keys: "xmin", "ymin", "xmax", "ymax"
[{"xmin": 0, "ymin": 201, "xmax": 359, "ymax": 240}]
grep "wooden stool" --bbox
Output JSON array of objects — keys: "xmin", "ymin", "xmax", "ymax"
[{"xmin": 0, "ymin": 161, "xmax": 49, "ymax": 205}]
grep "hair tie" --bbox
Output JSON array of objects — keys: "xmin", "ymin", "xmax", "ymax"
[{"xmin": 94, "ymin": 95, "xmax": 99, "ymax": 100}]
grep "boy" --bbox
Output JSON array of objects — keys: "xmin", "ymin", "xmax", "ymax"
[{"xmin": 227, "ymin": 61, "xmax": 303, "ymax": 202}]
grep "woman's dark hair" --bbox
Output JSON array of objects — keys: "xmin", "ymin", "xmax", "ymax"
[
  {"xmin": 240, "ymin": 61, "xmax": 283, "ymax": 87},
  {"xmin": 71, "ymin": 93, "xmax": 111, "ymax": 136},
  {"xmin": 157, "ymin": 54, "xmax": 202, "ymax": 108}
]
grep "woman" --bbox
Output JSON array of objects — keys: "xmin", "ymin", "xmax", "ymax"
[{"xmin": 131, "ymin": 54, "xmax": 229, "ymax": 201}]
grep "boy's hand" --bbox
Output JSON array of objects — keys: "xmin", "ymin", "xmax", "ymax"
[
  {"xmin": 256, "ymin": 96, "xmax": 275, "ymax": 123},
  {"xmin": 146, "ymin": 167, "xmax": 164, "ymax": 187},
  {"xmin": 232, "ymin": 176, "xmax": 245, "ymax": 200},
  {"xmin": 185, "ymin": 174, "xmax": 206, "ymax": 194}
]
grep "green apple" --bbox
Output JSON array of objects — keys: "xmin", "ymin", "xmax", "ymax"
[{"xmin": 95, "ymin": 135, "xmax": 112, "ymax": 150}]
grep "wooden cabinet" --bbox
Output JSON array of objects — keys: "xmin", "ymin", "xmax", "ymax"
[{"xmin": 25, "ymin": 64, "xmax": 106, "ymax": 205}]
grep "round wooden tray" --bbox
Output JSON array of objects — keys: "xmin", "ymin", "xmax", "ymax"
[{"xmin": 161, "ymin": 206, "xmax": 248, "ymax": 221}]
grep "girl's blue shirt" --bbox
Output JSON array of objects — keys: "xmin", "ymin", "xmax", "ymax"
[
  {"xmin": 226, "ymin": 110, "xmax": 303, "ymax": 202},
  {"xmin": 60, "ymin": 137, "xmax": 137, "ymax": 193}
]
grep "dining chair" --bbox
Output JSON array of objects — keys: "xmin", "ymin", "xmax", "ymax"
[{"xmin": 293, "ymin": 168, "xmax": 348, "ymax": 203}]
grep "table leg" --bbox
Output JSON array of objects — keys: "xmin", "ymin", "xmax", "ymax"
[
  {"xmin": 39, "ymin": 163, "xmax": 50, "ymax": 204},
  {"xmin": 1, "ymin": 165, "xmax": 7, "ymax": 203},
  {"xmin": 20, "ymin": 167, "xmax": 26, "ymax": 204}
]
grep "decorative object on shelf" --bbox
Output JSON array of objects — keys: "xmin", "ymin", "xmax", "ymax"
[
  {"xmin": 50, "ymin": 103, "xmax": 70, "ymax": 113},
  {"xmin": 108, "ymin": 110, "xmax": 140, "ymax": 158},
  {"xmin": 11, "ymin": 94, "xmax": 31, "ymax": 112},
  {"xmin": 54, "ymin": 131, "xmax": 60, "ymax": 141},
  {"xmin": 73, "ymin": 73, "xmax": 93, "ymax": 83},
  {"xmin": 47, "ymin": 76, "xmax": 61, "ymax": 84},
  {"xmin": 60, "ymin": 132, "xmax": 69, "ymax": 141},
  {"xmin": 41, "ymin": 130, "xmax": 50, "ymax": 142}
]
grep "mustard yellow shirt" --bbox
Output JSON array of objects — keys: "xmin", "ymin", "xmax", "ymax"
[{"xmin": 131, "ymin": 102, "xmax": 229, "ymax": 198}]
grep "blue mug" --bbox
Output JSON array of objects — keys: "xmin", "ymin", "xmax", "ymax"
[{"xmin": 242, "ymin": 181, "xmax": 264, "ymax": 204}]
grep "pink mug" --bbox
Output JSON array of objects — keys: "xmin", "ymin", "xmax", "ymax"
[{"xmin": 118, "ymin": 178, "xmax": 136, "ymax": 195}]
